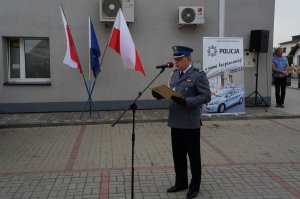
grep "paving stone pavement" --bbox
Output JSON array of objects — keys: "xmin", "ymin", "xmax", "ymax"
[
  {"xmin": 1, "ymin": 86, "xmax": 300, "ymax": 198},
  {"xmin": 0, "ymin": 118, "xmax": 300, "ymax": 199}
]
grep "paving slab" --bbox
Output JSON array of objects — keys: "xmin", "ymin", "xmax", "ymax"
[{"xmin": 0, "ymin": 119, "xmax": 300, "ymax": 198}]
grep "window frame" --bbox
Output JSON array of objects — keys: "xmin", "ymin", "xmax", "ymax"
[
  {"xmin": 283, "ymin": 47, "xmax": 286, "ymax": 53},
  {"xmin": 7, "ymin": 37, "xmax": 51, "ymax": 85}
]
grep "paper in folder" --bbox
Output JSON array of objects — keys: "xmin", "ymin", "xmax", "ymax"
[{"xmin": 151, "ymin": 85, "xmax": 182, "ymax": 101}]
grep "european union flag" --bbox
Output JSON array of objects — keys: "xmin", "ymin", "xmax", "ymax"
[{"xmin": 90, "ymin": 19, "xmax": 101, "ymax": 78}]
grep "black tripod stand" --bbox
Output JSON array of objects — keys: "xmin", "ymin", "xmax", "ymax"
[
  {"xmin": 111, "ymin": 67, "xmax": 166, "ymax": 199},
  {"xmin": 245, "ymin": 52, "xmax": 269, "ymax": 110}
]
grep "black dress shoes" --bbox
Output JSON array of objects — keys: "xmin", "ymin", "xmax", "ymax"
[
  {"xmin": 167, "ymin": 185, "xmax": 188, "ymax": 193},
  {"xmin": 186, "ymin": 189, "xmax": 199, "ymax": 199}
]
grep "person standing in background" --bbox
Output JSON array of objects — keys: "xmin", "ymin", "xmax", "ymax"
[{"xmin": 272, "ymin": 47, "xmax": 289, "ymax": 108}]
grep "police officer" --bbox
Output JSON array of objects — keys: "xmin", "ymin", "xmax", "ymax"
[{"xmin": 153, "ymin": 46, "xmax": 211, "ymax": 199}]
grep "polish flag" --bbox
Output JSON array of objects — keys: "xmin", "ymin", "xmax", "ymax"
[
  {"xmin": 109, "ymin": 9, "xmax": 146, "ymax": 76},
  {"xmin": 60, "ymin": 6, "xmax": 83, "ymax": 74}
]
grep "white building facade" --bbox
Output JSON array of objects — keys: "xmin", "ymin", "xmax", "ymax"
[{"xmin": 279, "ymin": 35, "xmax": 300, "ymax": 57}]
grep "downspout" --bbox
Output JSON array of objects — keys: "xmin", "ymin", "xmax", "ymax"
[{"xmin": 219, "ymin": 0, "xmax": 225, "ymax": 37}]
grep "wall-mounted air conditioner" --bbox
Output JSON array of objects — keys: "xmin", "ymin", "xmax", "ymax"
[
  {"xmin": 100, "ymin": 0, "xmax": 134, "ymax": 22},
  {"xmin": 178, "ymin": 6, "xmax": 205, "ymax": 25}
]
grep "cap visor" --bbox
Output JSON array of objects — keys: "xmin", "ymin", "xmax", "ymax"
[{"xmin": 172, "ymin": 54, "xmax": 185, "ymax": 59}]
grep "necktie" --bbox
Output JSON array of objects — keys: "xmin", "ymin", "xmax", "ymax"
[{"xmin": 179, "ymin": 71, "xmax": 184, "ymax": 78}]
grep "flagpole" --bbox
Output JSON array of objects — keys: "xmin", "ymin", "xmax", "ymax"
[
  {"xmin": 88, "ymin": 16, "xmax": 92, "ymax": 117},
  {"xmin": 85, "ymin": 36, "xmax": 109, "ymax": 118},
  {"xmin": 60, "ymin": 4, "xmax": 90, "ymax": 110},
  {"xmin": 85, "ymin": 9, "xmax": 117, "ymax": 107},
  {"xmin": 98, "ymin": 24, "xmax": 113, "ymax": 73},
  {"xmin": 89, "ymin": 17, "xmax": 91, "ymax": 82},
  {"xmin": 81, "ymin": 17, "xmax": 101, "ymax": 119},
  {"xmin": 86, "ymin": 21, "xmax": 112, "ymax": 102},
  {"xmin": 87, "ymin": 29, "xmax": 110, "ymax": 105}
]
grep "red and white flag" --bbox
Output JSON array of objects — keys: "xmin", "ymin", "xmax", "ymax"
[
  {"xmin": 109, "ymin": 9, "xmax": 146, "ymax": 76},
  {"xmin": 60, "ymin": 6, "xmax": 83, "ymax": 74}
]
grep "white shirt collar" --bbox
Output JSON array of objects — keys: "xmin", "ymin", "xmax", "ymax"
[{"xmin": 182, "ymin": 64, "xmax": 192, "ymax": 74}]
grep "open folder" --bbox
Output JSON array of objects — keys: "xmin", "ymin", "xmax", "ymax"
[{"xmin": 151, "ymin": 85, "xmax": 183, "ymax": 101}]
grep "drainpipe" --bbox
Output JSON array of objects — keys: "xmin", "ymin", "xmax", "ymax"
[{"xmin": 219, "ymin": 0, "xmax": 225, "ymax": 37}]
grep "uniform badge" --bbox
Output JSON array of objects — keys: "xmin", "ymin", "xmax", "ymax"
[{"xmin": 173, "ymin": 46, "xmax": 177, "ymax": 53}]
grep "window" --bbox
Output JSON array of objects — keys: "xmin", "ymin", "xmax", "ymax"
[
  {"xmin": 283, "ymin": 47, "xmax": 286, "ymax": 53},
  {"xmin": 7, "ymin": 38, "xmax": 50, "ymax": 84},
  {"xmin": 228, "ymin": 74, "xmax": 233, "ymax": 84}
]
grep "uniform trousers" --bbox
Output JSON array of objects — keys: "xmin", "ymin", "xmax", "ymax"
[{"xmin": 171, "ymin": 127, "xmax": 201, "ymax": 191}]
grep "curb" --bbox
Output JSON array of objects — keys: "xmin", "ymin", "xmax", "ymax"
[{"xmin": 1, "ymin": 114, "xmax": 300, "ymax": 129}]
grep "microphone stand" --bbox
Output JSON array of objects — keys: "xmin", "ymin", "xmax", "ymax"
[{"xmin": 111, "ymin": 67, "xmax": 166, "ymax": 199}]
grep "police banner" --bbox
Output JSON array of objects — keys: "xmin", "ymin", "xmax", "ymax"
[{"xmin": 202, "ymin": 37, "xmax": 245, "ymax": 114}]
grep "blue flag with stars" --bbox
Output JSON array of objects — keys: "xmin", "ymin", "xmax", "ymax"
[{"xmin": 90, "ymin": 19, "xmax": 101, "ymax": 78}]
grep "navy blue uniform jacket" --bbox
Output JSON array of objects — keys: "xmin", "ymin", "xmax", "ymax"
[{"xmin": 168, "ymin": 66, "xmax": 211, "ymax": 129}]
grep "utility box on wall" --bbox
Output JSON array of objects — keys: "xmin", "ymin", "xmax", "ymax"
[
  {"xmin": 244, "ymin": 50, "xmax": 256, "ymax": 68},
  {"xmin": 100, "ymin": 0, "xmax": 134, "ymax": 22},
  {"xmin": 178, "ymin": 6, "xmax": 205, "ymax": 25}
]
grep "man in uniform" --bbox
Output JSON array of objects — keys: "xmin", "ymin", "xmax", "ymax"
[{"xmin": 152, "ymin": 46, "xmax": 211, "ymax": 199}]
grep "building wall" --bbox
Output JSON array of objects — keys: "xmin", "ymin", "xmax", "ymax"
[
  {"xmin": 225, "ymin": 0, "xmax": 275, "ymax": 105},
  {"xmin": 279, "ymin": 43, "xmax": 295, "ymax": 56},
  {"xmin": 0, "ymin": 0, "xmax": 275, "ymax": 112},
  {"xmin": 293, "ymin": 49, "xmax": 300, "ymax": 66}
]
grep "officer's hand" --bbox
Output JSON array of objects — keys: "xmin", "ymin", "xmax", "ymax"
[
  {"xmin": 171, "ymin": 96, "xmax": 186, "ymax": 106},
  {"xmin": 152, "ymin": 91, "xmax": 163, "ymax": 100}
]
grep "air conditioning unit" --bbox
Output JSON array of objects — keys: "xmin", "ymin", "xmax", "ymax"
[
  {"xmin": 178, "ymin": 6, "xmax": 205, "ymax": 25},
  {"xmin": 100, "ymin": 0, "xmax": 134, "ymax": 22}
]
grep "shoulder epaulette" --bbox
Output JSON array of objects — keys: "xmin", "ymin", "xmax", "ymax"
[{"xmin": 194, "ymin": 68, "xmax": 203, "ymax": 73}]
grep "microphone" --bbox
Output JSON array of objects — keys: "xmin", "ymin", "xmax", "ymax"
[{"xmin": 156, "ymin": 62, "xmax": 174, "ymax": 69}]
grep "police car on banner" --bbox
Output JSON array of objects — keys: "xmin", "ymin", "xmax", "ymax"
[{"xmin": 204, "ymin": 87, "xmax": 244, "ymax": 113}]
